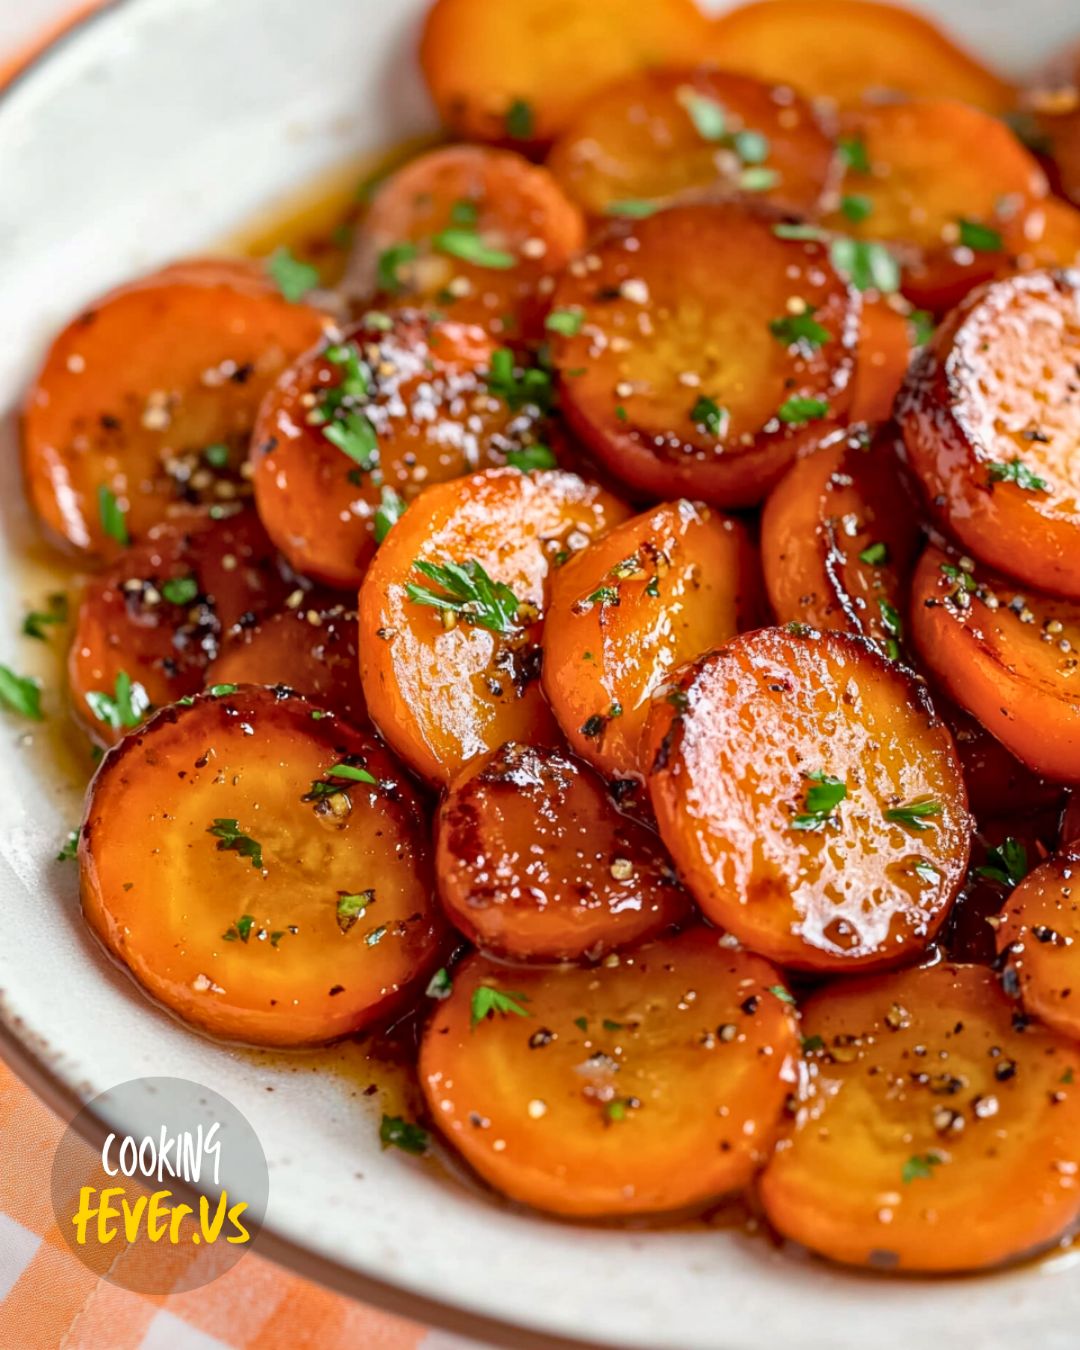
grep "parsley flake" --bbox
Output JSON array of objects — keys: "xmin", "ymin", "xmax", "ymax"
[
  {"xmin": 859, "ymin": 541, "xmax": 889, "ymax": 566},
  {"xmin": 22, "ymin": 592, "xmax": 68, "ymax": 640},
  {"xmin": 56, "ymin": 829, "xmax": 79, "ymax": 862},
  {"xmin": 830, "ymin": 237, "xmax": 900, "ymax": 293},
  {"xmin": 98, "ymin": 485, "xmax": 129, "ymax": 547},
  {"xmin": 337, "ymin": 889, "xmax": 375, "ymax": 933},
  {"xmin": 406, "ymin": 558, "xmax": 522, "ymax": 634},
  {"xmin": 374, "ymin": 485, "xmax": 407, "ymax": 544},
  {"xmin": 267, "ymin": 246, "xmax": 320, "ymax": 302},
  {"xmin": 161, "ymin": 576, "xmax": 198, "ymax": 607},
  {"xmin": 769, "ymin": 309, "xmax": 831, "ymax": 350},
  {"xmin": 840, "ymin": 193, "xmax": 874, "ymax": 223},
  {"xmin": 426, "ymin": 967, "xmax": 453, "ymax": 1000},
  {"xmin": 691, "ymin": 395, "xmax": 727, "ymax": 435},
  {"xmin": 505, "ymin": 444, "xmax": 557, "ymax": 472},
  {"xmin": 777, "ymin": 396, "xmax": 829, "ymax": 425},
  {"xmin": 380, "ymin": 1114, "xmax": 429, "ymax": 1155},
  {"xmin": 471, "ymin": 985, "xmax": 531, "ymax": 1028},
  {"xmin": 504, "ymin": 98, "xmax": 534, "ymax": 140},
  {"xmin": 433, "ymin": 227, "xmax": 515, "ymax": 270},
  {"xmin": 545, "ymin": 308, "xmax": 585, "ymax": 337},
  {"xmin": 838, "ymin": 134, "xmax": 871, "ymax": 173},
  {"xmin": 792, "ymin": 770, "xmax": 846, "ymax": 831},
  {"xmin": 377, "ymin": 242, "xmax": 418, "ymax": 294},
  {"xmin": 606, "ymin": 199, "xmax": 660, "ymax": 219},
  {"xmin": 957, "ymin": 218, "xmax": 1003, "ymax": 253},
  {"xmin": 976, "ymin": 837, "xmax": 1029, "ymax": 889},
  {"xmin": 208, "ymin": 819, "xmax": 264, "ymax": 871},
  {"xmin": 885, "ymin": 799, "xmax": 942, "ymax": 832},
  {"xmin": 222, "ymin": 913, "xmax": 256, "ymax": 943},
  {"xmin": 85, "ymin": 670, "xmax": 150, "ymax": 730},
  {"xmin": 485, "ymin": 347, "xmax": 553, "ymax": 412},
  {"xmin": 902, "ymin": 1152, "xmax": 943, "ymax": 1184},
  {"xmin": 988, "ymin": 458, "xmax": 1048, "ymax": 493}
]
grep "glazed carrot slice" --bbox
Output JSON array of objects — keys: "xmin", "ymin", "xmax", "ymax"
[
  {"xmin": 550, "ymin": 203, "xmax": 859, "ymax": 508},
  {"xmin": 546, "ymin": 68, "xmax": 837, "ymax": 221},
  {"xmin": 997, "ymin": 853, "xmax": 1080, "ymax": 1043},
  {"xmin": 708, "ymin": 0, "xmax": 1013, "ymax": 112},
  {"xmin": 1023, "ymin": 60, "xmax": 1080, "ymax": 209},
  {"xmin": 435, "ymin": 743, "xmax": 689, "ymax": 961},
  {"xmin": 80, "ymin": 686, "xmax": 442, "ymax": 1046},
  {"xmin": 206, "ymin": 601, "xmax": 367, "ymax": 729},
  {"xmin": 419, "ymin": 927, "xmax": 798, "ymax": 1217},
  {"xmin": 251, "ymin": 312, "xmax": 550, "ymax": 589},
  {"xmin": 897, "ymin": 271, "xmax": 1080, "ymax": 598},
  {"xmin": 851, "ymin": 298, "xmax": 911, "ymax": 424},
  {"xmin": 759, "ymin": 963, "xmax": 1080, "ymax": 1272},
  {"xmin": 1018, "ymin": 197, "xmax": 1080, "ymax": 270},
  {"xmin": 358, "ymin": 466, "xmax": 627, "ymax": 786},
  {"xmin": 22, "ymin": 260, "xmax": 329, "ymax": 559},
  {"xmin": 543, "ymin": 500, "xmax": 762, "ymax": 781},
  {"xmin": 821, "ymin": 101, "xmax": 1047, "ymax": 316},
  {"xmin": 69, "ymin": 507, "xmax": 290, "ymax": 746},
  {"xmin": 645, "ymin": 626, "xmax": 970, "ymax": 971},
  {"xmin": 419, "ymin": 0, "xmax": 713, "ymax": 147},
  {"xmin": 347, "ymin": 146, "xmax": 585, "ymax": 341},
  {"xmin": 760, "ymin": 429, "xmax": 920, "ymax": 654},
  {"xmin": 910, "ymin": 545, "xmax": 1080, "ymax": 782}
]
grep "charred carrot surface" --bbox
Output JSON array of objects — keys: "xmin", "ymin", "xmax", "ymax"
[
  {"xmin": 759, "ymin": 963, "xmax": 1080, "ymax": 1272},
  {"xmin": 80, "ymin": 686, "xmax": 442, "ymax": 1046},
  {"xmin": 358, "ymin": 466, "xmax": 628, "ymax": 786},
  {"xmin": 419, "ymin": 928, "xmax": 799, "ymax": 1217},
  {"xmin": 22, "ymin": 260, "xmax": 329, "ymax": 559},
  {"xmin": 646, "ymin": 626, "xmax": 970, "ymax": 972},
  {"xmin": 435, "ymin": 743, "xmax": 689, "ymax": 961},
  {"xmin": 543, "ymin": 500, "xmax": 763, "ymax": 780},
  {"xmin": 897, "ymin": 271, "xmax": 1080, "ymax": 599},
  {"xmin": 550, "ymin": 203, "xmax": 860, "ymax": 508}
]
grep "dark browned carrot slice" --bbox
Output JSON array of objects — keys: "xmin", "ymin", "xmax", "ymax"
[
  {"xmin": 910, "ymin": 545, "xmax": 1080, "ymax": 782},
  {"xmin": 759, "ymin": 962, "xmax": 1080, "ymax": 1271},
  {"xmin": 251, "ymin": 312, "xmax": 551, "ymax": 589},
  {"xmin": 998, "ymin": 850, "xmax": 1080, "ymax": 1039},
  {"xmin": 69, "ymin": 507, "xmax": 290, "ymax": 746},
  {"xmin": 645, "ymin": 626, "xmax": 970, "ymax": 972},
  {"xmin": 419, "ymin": 928, "xmax": 798, "ymax": 1217},
  {"xmin": 897, "ymin": 271, "xmax": 1080, "ymax": 599},
  {"xmin": 22, "ymin": 260, "xmax": 330, "ymax": 560},
  {"xmin": 550, "ymin": 203, "xmax": 859, "ymax": 508},
  {"xmin": 358, "ymin": 466, "xmax": 628, "ymax": 786},
  {"xmin": 435, "ymin": 743, "xmax": 689, "ymax": 960},
  {"xmin": 543, "ymin": 500, "xmax": 763, "ymax": 780},
  {"xmin": 760, "ymin": 429, "xmax": 920, "ymax": 655},
  {"xmin": 419, "ymin": 0, "xmax": 713, "ymax": 147},
  {"xmin": 347, "ymin": 145, "xmax": 585, "ymax": 341},
  {"xmin": 546, "ymin": 67, "xmax": 837, "ymax": 221},
  {"xmin": 851, "ymin": 298, "xmax": 911, "ymax": 423},
  {"xmin": 708, "ymin": 1, "xmax": 1014, "ymax": 112},
  {"xmin": 206, "ymin": 601, "xmax": 367, "ymax": 728},
  {"xmin": 80, "ymin": 686, "xmax": 443, "ymax": 1045}
]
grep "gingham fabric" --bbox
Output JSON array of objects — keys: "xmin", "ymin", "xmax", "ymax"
[{"xmin": 0, "ymin": 7, "xmax": 484, "ymax": 1346}]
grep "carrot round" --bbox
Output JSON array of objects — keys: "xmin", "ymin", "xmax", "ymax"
[
  {"xmin": 760, "ymin": 429, "xmax": 920, "ymax": 654},
  {"xmin": 547, "ymin": 67, "xmax": 836, "ymax": 221},
  {"xmin": 348, "ymin": 145, "xmax": 585, "ymax": 341},
  {"xmin": 358, "ymin": 466, "xmax": 627, "ymax": 786},
  {"xmin": 543, "ymin": 500, "xmax": 762, "ymax": 781},
  {"xmin": 550, "ymin": 203, "xmax": 860, "ymax": 508},
  {"xmin": 997, "ymin": 851, "xmax": 1080, "ymax": 1040},
  {"xmin": 897, "ymin": 270, "xmax": 1080, "ymax": 599},
  {"xmin": 435, "ymin": 743, "xmax": 689, "ymax": 961},
  {"xmin": 206, "ymin": 601, "xmax": 367, "ymax": 729},
  {"xmin": 759, "ymin": 962, "xmax": 1080, "ymax": 1272},
  {"xmin": 708, "ymin": 0, "xmax": 1013, "ymax": 112},
  {"xmin": 910, "ymin": 544, "xmax": 1080, "ymax": 782},
  {"xmin": 251, "ymin": 312, "xmax": 549, "ymax": 589},
  {"xmin": 419, "ymin": 0, "xmax": 713, "ymax": 147},
  {"xmin": 646, "ymin": 626, "xmax": 970, "ymax": 972},
  {"xmin": 419, "ymin": 928, "xmax": 799, "ymax": 1217},
  {"xmin": 851, "ymin": 298, "xmax": 911, "ymax": 424},
  {"xmin": 69, "ymin": 507, "xmax": 290, "ymax": 746},
  {"xmin": 80, "ymin": 686, "xmax": 442, "ymax": 1046},
  {"xmin": 22, "ymin": 260, "xmax": 329, "ymax": 559}
]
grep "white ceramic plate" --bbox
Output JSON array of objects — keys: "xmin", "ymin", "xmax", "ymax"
[{"xmin": 2, "ymin": 2, "xmax": 1080, "ymax": 1346}]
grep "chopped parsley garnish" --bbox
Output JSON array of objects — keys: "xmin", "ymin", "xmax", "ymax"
[
  {"xmin": 376, "ymin": 242, "xmax": 418, "ymax": 294},
  {"xmin": 203, "ymin": 442, "xmax": 230, "ymax": 469},
  {"xmin": 505, "ymin": 444, "xmax": 557, "ymax": 472},
  {"xmin": 504, "ymin": 98, "xmax": 534, "ymax": 140},
  {"xmin": 976, "ymin": 837, "xmax": 1029, "ymax": 889},
  {"xmin": 878, "ymin": 598, "xmax": 903, "ymax": 660},
  {"xmin": 56, "ymin": 829, "xmax": 79, "ymax": 862},
  {"xmin": 769, "ymin": 309, "xmax": 831, "ymax": 350},
  {"xmin": 829, "ymin": 237, "xmax": 900, "ymax": 293},
  {"xmin": 208, "ymin": 819, "xmax": 264, "ymax": 871},
  {"xmin": 940, "ymin": 561, "xmax": 976, "ymax": 593},
  {"xmin": 433, "ymin": 227, "xmax": 515, "ymax": 270},
  {"xmin": 914, "ymin": 860, "xmax": 938, "ymax": 883},
  {"xmin": 733, "ymin": 129, "xmax": 770, "ymax": 164},
  {"xmin": 267, "ymin": 246, "xmax": 320, "ymax": 302},
  {"xmin": 485, "ymin": 347, "xmax": 554, "ymax": 412},
  {"xmin": 470, "ymin": 985, "xmax": 531, "ymax": 1028},
  {"xmin": 902, "ymin": 1153, "xmax": 943, "ymax": 1184},
  {"xmin": 305, "ymin": 762, "xmax": 379, "ymax": 801},
  {"xmin": 380, "ymin": 1114, "xmax": 429, "ymax": 1155},
  {"xmin": 337, "ymin": 889, "xmax": 375, "ymax": 933},
  {"xmin": 161, "ymin": 576, "xmax": 198, "ymax": 607},
  {"xmin": 426, "ymin": 967, "xmax": 453, "ymax": 1000},
  {"xmin": 838, "ymin": 134, "xmax": 871, "ymax": 173},
  {"xmin": 98, "ymin": 485, "xmax": 129, "ymax": 547},
  {"xmin": 773, "ymin": 222, "xmax": 826, "ymax": 241},
  {"xmin": 307, "ymin": 341, "xmax": 380, "ymax": 472},
  {"xmin": 769, "ymin": 984, "xmax": 796, "ymax": 1005},
  {"xmin": 22, "ymin": 592, "xmax": 68, "ymax": 640},
  {"xmin": 839, "ymin": 193, "xmax": 873, "ymax": 223},
  {"xmin": 691, "ymin": 395, "xmax": 727, "ymax": 435},
  {"xmin": 85, "ymin": 670, "xmax": 150, "ymax": 730},
  {"xmin": 957, "ymin": 218, "xmax": 1003, "ymax": 253},
  {"xmin": 587, "ymin": 586, "xmax": 620, "ymax": 607},
  {"xmin": 792, "ymin": 770, "xmax": 847, "ymax": 831},
  {"xmin": 407, "ymin": 558, "xmax": 522, "ymax": 634},
  {"xmin": 739, "ymin": 166, "xmax": 778, "ymax": 192},
  {"xmin": 908, "ymin": 309, "xmax": 935, "ymax": 347},
  {"xmin": 801, "ymin": 1034, "xmax": 825, "ymax": 1053},
  {"xmin": 678, "ymin": 87, "xmax": 727, "ymax": 140},
  {"xmin": 324, "ymin": 411, "xmax": 379, "ymax": 471},
  {"xmin": 885, "ymin": 798, "xmax": 942, "ymax": 832},
  {"xmin": 605, "ymin": 199, "xmax": 659, "ymax": 218},
  {"xmin": 545, "ymin": 308, "xmax": 585, "ymax": 337},
  {"xmin": 859, "ymin": 541, "xmax": 889, "ymax": 566},
  {"xmin": 222, "ymin": 914, "xmax": 256, "ymax": 943},
  {"xmin": 988, "ymin": 458, "xmax": 1048, "ymax": 492},
  {"xmin": 777, "ymin": 396, "xmax": 829, "ymax": 425},
  {"xmin": 449, "ymin": 198, "xmax": 479, "ymax": 227},
  {"xmin": 206, "ymin": 683, "xmax": 238, "ymax": 697},
  {"xmin": 374, "ymin": 485, "xmax": 406, "ymax": 544}
]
